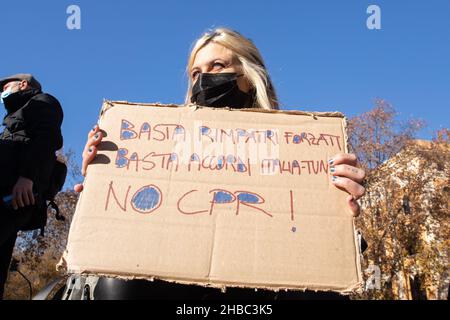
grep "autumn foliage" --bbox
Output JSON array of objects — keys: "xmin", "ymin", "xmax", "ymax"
[{"xmin": 349, "ymin": 100, "xmax": 449, "ymax": 300}]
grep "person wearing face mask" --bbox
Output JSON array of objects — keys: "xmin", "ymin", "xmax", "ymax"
[
  {"xmin": 0, "ymin": 74, "xmax": 64, "ymax": 299},
  {"xmin": 68, "ymin": 28, "xmax": 366, "ymax": 300},
  {"xmin": 190, "ymin": 73, "xmax": 255, "ymax": 109}
]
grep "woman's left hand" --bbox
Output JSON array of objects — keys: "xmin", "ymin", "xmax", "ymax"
[{"xmin": 329, "ymin": 153, "xmax": 366, "ymax": 217}]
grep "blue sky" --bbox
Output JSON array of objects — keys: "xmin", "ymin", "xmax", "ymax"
[{"xmin": 1, "ymin": 0, "xmax": 449, "ymax": 168}]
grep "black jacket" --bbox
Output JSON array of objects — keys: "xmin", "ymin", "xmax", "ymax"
[{"xmin": 0, "ymin": 89, "xmax": 64, "ymax": 193}]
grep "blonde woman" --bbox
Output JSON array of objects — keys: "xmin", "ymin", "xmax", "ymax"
[{"xmin": 73, "ymin": 28, "xmax": 366, "ymax": 299}]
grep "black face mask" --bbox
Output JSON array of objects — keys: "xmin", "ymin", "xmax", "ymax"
[
  {"xmin": 2, "ymin": 88, "xmax": 40, "ymax": 114},
  {"xmin": 191, "ymin": 73, "xmax": 254, "ymax": 109}
]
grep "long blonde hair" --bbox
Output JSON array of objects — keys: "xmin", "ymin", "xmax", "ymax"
[{"xmin": 185, "ymin": 28, "xmax": 279, "ymax": 110}]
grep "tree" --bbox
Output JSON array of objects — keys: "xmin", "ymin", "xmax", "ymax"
[
  {"xmin": 349, "ymin": 101, "xmax": 449, "ymax": 300},
  {"xmin": 56, "ymin": 148, "xmax": 84, "ymax": 189},
  {"xmin": 347, "ymin": 98, "xmax": 425, "ymax": 171}
]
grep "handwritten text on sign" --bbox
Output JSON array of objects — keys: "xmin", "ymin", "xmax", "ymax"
[{"xmin": 103, "ymin": 117, "xmax": 343, "ymax": 221}]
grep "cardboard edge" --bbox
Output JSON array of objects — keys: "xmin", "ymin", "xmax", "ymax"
[
  {"xmin": 100, "ymin": 99, "xmax": 346, "ymax": 119},
  {"xmin": 56, "ymin": 166, "xmax": 94, "ymax": 274},
  {"xmin": 64, "ymin": 269, "xmax": 359, "ymax": 296},
  {"xmin": 56, "ymin": 251, "xmax": 68, "ymax": 273},
  {"xmin": 343, "ymin": 115, "xmax": 365, "ymax": 295}
]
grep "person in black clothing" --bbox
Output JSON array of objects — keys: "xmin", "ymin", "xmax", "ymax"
[{"xmin": 0, "ymin": 74, "xmax": 64, "ymax": 299}]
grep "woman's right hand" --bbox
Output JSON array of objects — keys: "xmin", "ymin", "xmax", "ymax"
[{"xmin": 74, "ymin": 125, "xmax": 103, "ymax": 193}]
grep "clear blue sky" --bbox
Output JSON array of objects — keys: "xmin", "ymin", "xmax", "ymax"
[{"xmin": 1, "ymin": 0, "xmax": 449, "ymax": 166}]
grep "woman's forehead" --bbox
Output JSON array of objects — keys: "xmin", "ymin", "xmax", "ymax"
[{"xmin": 192, "ymin": 42, "xmax": 234, "ymax": 70}]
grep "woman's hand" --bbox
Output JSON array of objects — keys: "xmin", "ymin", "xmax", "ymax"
[
  {"xmin": 329, "ymin": 153, "xmax": 366, "ymax": 217},
  {"xmin": 74, "ymin": 125, "xmax": 103, "ymax": 193}
]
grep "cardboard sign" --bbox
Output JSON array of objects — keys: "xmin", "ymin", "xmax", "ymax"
[{"xmin": 61, "ymin": 101, "xmax": 363, "ymax": 294}]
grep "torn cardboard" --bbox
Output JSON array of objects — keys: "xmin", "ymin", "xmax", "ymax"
[{"xmin": 61, "ymin": 101, "xmax": 363, "ymax": 294}]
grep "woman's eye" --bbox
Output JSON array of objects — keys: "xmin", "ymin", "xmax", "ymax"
[
  {"xmin": 191, "ymin": 71, "xmax": 200, "ymax": 79},
  {"xmin": 213, "ymin": 62, "xmax": 225, "ymax": 69}
]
